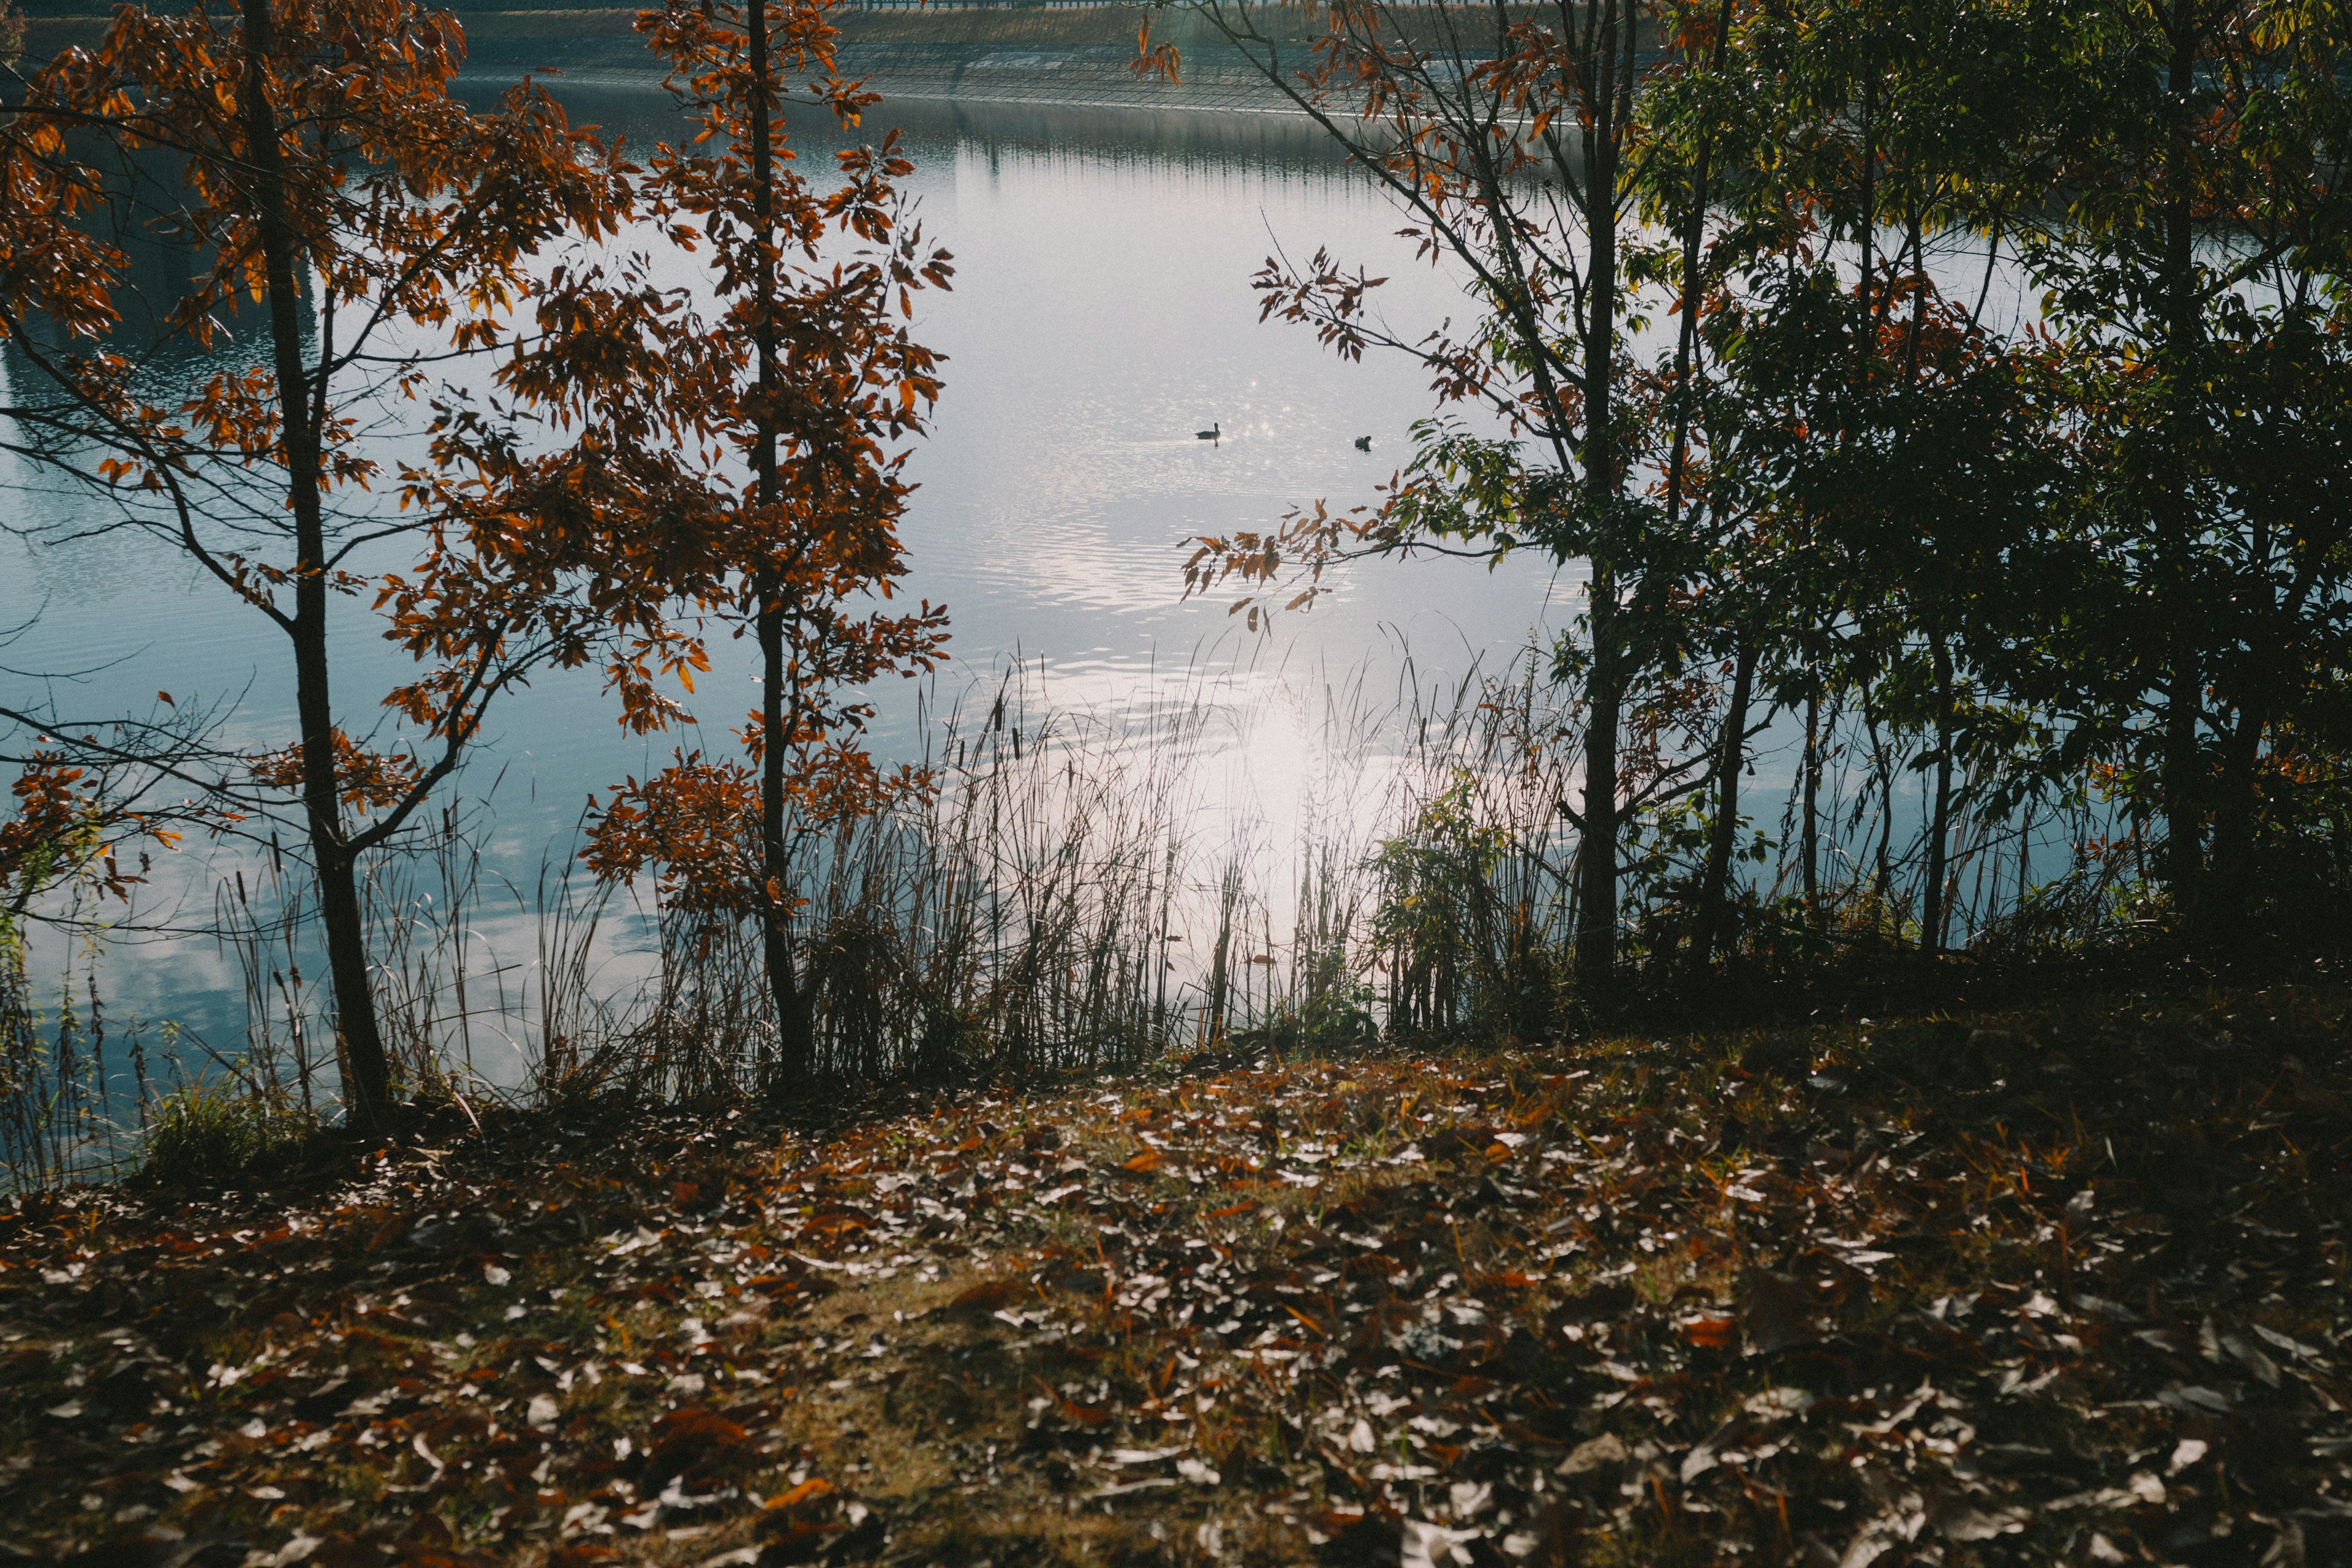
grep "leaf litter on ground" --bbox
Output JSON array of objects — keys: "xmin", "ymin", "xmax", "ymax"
[{"xmin": 3, "ymin": 984, "xmax": 2350, "ymax": 1567}]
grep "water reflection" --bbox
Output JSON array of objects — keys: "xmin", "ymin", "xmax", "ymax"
[{"xmin": 0, "ymin": 86, "xmax": 1572, "ymax": 1055}]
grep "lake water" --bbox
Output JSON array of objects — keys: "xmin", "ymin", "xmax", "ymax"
[{"xmin": 0, "ymin": 87, "xmax": 1574, "ymax": 1061}]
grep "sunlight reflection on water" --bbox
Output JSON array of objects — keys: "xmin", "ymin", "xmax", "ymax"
[{"xmin": 0, "ymin": 89, "xmax": 1575, "ymax": 1063}]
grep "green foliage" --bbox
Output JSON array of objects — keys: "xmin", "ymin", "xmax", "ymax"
[
  {"xmin": 1610, "ymin": 0, "xmax": 2352, "ymax": 963},
  {"xmin": 1623, "ymin": 799, "xmax": 1774, "ymax": 956},
  {"xmin": 141, "ymin": 1081, "xmax": 298, "ymax": 1189},
  {"xmin": 1194, "ymin": 0, "xmax": 2352, "ymax": 992},
  {"xmin": 1232, "ymin": 968, "xmax": 1379, "ymax": 1061},
  {"xmin": 1365, "ymin": 771, "xmax": 1561, "ymax": 1041}
]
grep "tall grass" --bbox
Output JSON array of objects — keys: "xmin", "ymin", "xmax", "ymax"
[
  {"xmin": 576, "ymin": 665, "xmax": 1216, "ymax": 1099},
  {"xmin": 0, "ymin": 876, "xmax": 167, "ymax": 1188},
  {"xmin": 1, "ymin": 644, "xmax": 2155, "ymax": 1188}
]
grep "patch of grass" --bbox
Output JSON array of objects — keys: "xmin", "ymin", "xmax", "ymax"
[{"xmin": 139, "ymin": 1081, "xmax": 301, "ymax": 1189}]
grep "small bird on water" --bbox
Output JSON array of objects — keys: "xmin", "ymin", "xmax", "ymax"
[
  {"xmin": 1196, "ymin": 422, "xmax": 1221, "ymax": 444},
  {"xmin": 1354, "ymin": 435, "xmax": 1373, "ymax": 451}
]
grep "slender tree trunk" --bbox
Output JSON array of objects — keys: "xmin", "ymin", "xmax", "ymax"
[
  {"xmin": 1570, "ymin": 0, "xmax": 1628, "ymax": 1000},
  {"xmin": 240, "ymin": 0, "xmax": 391, "ymax": 1133},
  {"xmin": 1869, "ymin": 705, "xmax": 1894, "ymax": 909},
  {"xmin": 745, "ymin": 0, "xmax": 814, "ymax": 1087},
  {"xmin": 1858, "ymin": 72, "xmax": 1877, "ymax": 333},
  {"xmin": 1693, "ymin": 633, "xmax": 1757, "ymax": 971},
  {"xmin": 756, "ymin": 580, "xmax": 812, "ymax": 1082},
  {"xmin": 1576, "ymin": 580, "xmax": 1623, "ymax": 993},
  {"xmin": 2207, "ymin": 695, "xmax": 2264, "ymax": 930},
  {"xmin": 1662, "ymin": 0, "xmax": 1735, "ymax": 527},
  {"xmin": 1801, "ymin": 684, "xmax": 1822, "ymax": 921},
  {"xmin": 2158, "ymin": 0, "xmax": 2204, "ymax": 912},
  {"xmin": 1921, "ymin": 630, "xmax": 1956, "ymax": 956}
]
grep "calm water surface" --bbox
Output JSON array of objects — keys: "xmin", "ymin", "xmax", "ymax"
[{"xmin": 0, "ymin": 89, "xmax": 1572, "ymax": 1054}]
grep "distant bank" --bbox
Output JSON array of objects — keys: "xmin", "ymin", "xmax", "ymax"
[
  {"xmin": 16, "ymin": 4, "xmax": 1554, "ymax": 115},
  {"xmin": 19, "ymin": 4, "xmax": 1353, "ymax": 114},
  {"xmin": 462, "ymin": 5, "xmax": 1320, "ymax": 112}
]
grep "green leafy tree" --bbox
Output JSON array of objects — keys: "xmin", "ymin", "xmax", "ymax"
[
  {"xmin": 2027, "ymin": 0, "xmax": 2352, "ymax": 924},
  {"xmin": 1166, "ymin": 0, "xmax": 1721, "ymax": 999}
]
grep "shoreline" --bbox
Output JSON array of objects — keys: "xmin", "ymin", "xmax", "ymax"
[
  {"xmin": 461, "ymin": 45, "xmax": 1311, "ymax": 116},
  {"xmin": 18, "ymin": 6, "xmax": 1534, "ymax": 117},
  {"xmin": 515, "ymin": 66, "xmax": 1316, "ymax": 117},
  {"xmin": 447, "ymin": 13, "xmax": 1317, "ymax": 115}
]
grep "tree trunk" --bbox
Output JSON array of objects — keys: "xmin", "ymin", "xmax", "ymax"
[
  {"xmin": 1869, "ymin": 706, "xmax": 1894, "ymax": 908},
  {"xmin": 2157, "ymin": 0, "xmax": 2204, "ymax": 912},
  {"xmin": 1692, "ymin": 633, "xmax": 1757, "ymax": 971},
  {"xmin": 1921, "ymin": 630, "xmax": 1955, "ymax": 956},
  {"xmin": 2207, "ymin": 695, "xmax": 2265, "ymax": 932},
  {"xmin": 744, "ymin": 0, "xmax": 814, "ymax": 1088},
  {"xmin": 756, "ymin": 574, "xmax": 813, "ymax": 1084},
  {"xmin": 1858, "ymin": 72, "xmax": 1877, "ymax": 334},
  {"xmin": 1662, "ymin": 0, "xmax": 1735, "ymax": 527},
  {"xmin": 1575, "ymin": 581, "xmax": 1623, "ymax": 995},
  {"xmin": 1801, "ymin": 685, "xmax": 1822, "ymax": 921},
  {"xmin": 1570, "ymin": 0, "xmax": 1628, "ymax": 1000},
  {"xmin": 240, "ymin": 0, "xmax": 392, "ymax": 1133}
]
